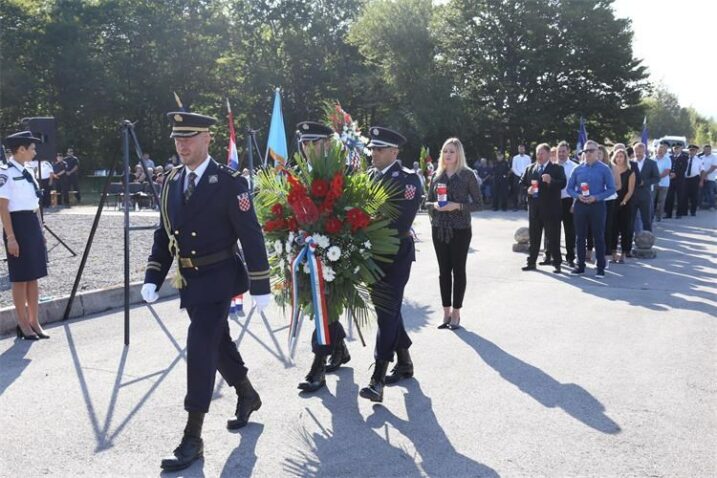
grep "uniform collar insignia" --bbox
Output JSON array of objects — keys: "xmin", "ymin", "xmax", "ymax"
[{"xmin": 208, "ymin": 174, "xmax": 218, "ymax": 184}]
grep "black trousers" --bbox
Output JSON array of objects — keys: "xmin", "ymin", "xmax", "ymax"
[
  {"xmin": 678, "ymin": 176, "xmax": 700, "ymax": 216},
  {"xmin": 611, "ymin": 201, "xmax": 633, "ymax": 253},
  {"xmin": 371, "ymin": 239, "xmax": 414, "ymax": 361},
  {"xmin": 40, "ymin": 179, "xmax": 51, "ymax": 207},
  {"xmin": 510, "ymin": 174, "xmax": 524, "ymax": 209},
  {"xmin": 493, "ymin": 180, "xmax": 509, "ymax": 211},
  {"xmin": 55, "ymin": 177, "xmax": 69, "ymax": 205},
  {"xmin": 631, "ymin": 191, "xmax": 653, "ymax": 231},
  {"xmin": 561, "ymin": 197, "xmax": 575, "ymax": 262},
  {"xmin": 432, "ymin": 227, "xmax": 471, "ymax": 309},
  {"xmin": 665, "ymin": 179, "xmax": 683, "ymax": 217},
  {"xmin": 184, "ymin": 299, "xmax": 247, "ymax": 413},
  {"xmin": 528, "ymin": 212, "xmax": 561, "ymax": 267},
  {"xmin": 311, "ymin": 320, "xmax": 346, "ymax": 355},
  {"xmin": 67, "ymin": 173, "xmax": 81, "ymax": 201}
]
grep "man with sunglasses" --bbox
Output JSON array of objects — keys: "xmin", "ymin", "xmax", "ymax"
[
  {"xmin": 360, "ymin": 126, "xmax": 423, "ymax": 403},
  {"xmin": 567, "ymin": 140, "xmax": 616, "ymax": 277},
  {"xmin": 293, "ymin": 121, "xmax": 352, "ymax": 394}
]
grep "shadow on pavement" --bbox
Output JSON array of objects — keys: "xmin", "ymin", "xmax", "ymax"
[
  {"xmin": 220, "ymin": 423, "xmax": 264, "ymax": 478},
  {"xmin": 283, "ymin": 368, "xmax": 498, "ymax": 477},
  {"xmin": 457, "ymin": 330, "xmax": 621, "ymax": 435},
  {"xmin": 0, "ymin": 340, "xmax": 34, "ymax": 397}
]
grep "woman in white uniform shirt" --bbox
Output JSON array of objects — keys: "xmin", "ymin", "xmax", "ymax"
[{"xmin": 0, "ymin": 131, "xmax": 49, "ymax": 340}]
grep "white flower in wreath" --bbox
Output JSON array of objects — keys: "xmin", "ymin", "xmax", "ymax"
[
  {"xmin": 273, "ymin": 239, "xmax": 283, "ymax": 255},
  {"xmin": 322, "ymin": 265, "xmax": 336, "ymax": 282},
  {"xmin": 303, "ymin": 263, "xmax": 311, "ymax": 274},
  {"xmin": 353, "ymin": 266, "xmax": 360, "ymax": 274},
  {"xmin": 327, "ymin": 246, "xmax": 341, "ymax": 262},
  {"xmin": 279, "ymin": 258, "xmax": 286, "ymax": 270},
  {"xmin": 314, "ymin": 234, "xmax": 330, "ymax": 249},
  {"xmin": 363, "ymin": 240, "xmax": 372, "ymax": 250}
]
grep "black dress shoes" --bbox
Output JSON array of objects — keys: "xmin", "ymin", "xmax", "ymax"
[
  {"xmin": 16, "ymin": 326, "xmax": 39, "ymax": 341},
  {"xmin": 538, "ymin": 259, "xmax": 552, "ymax": 265},
  {"xmin": 160, "ymin": 435, "xmax": 203, "ymax": 471},
  {"xmin": 521, "ymin": 264, "xmax": 536, "ymax": 271},
  {"xmin": 326, "ymin": 340, "xmax": 351, "ymax": 373},
  {"xmin": 298, "ymin": 353, "xmax": 326, "ymax": 393},
  {"xmin": 570, "ymin": 267, "xmax": 585, "ymax": 274},
  {"xmin": 227, "ymin": 377, "xmax": 262, "ymax": 430},
  {"xmin": 385, "ymin": 349, "xmax": 414, "ymax": 384},
  {"xmin": 553, "ymin": 265, "xmax": 561, "ymax": 274},
  {"xmin": 359, "ymin": 360, "xmax": 389, "ymax": 402}
]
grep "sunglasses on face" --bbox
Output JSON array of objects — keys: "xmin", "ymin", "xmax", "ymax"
[{"xmin": 583, "ymin": 148, "xmax": 596, "ymax": 153}]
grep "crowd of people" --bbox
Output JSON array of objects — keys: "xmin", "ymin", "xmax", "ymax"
[{"xmin": 24, "ymin": 148, "xmax": 81, "ymax": 208}]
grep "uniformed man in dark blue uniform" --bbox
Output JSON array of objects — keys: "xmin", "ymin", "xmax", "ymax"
[
  {"xmin": 294, "ymin": 121, "xmax": 352, "ymax": 393},
  {"xmin": 141, "ymin": 111, "xmax": 271, "ymax": 472},
  {"xmin": 359, "ymin": 126, "xmax": 423, "ymax": 403}
]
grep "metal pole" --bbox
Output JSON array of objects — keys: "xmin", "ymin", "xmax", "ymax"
[
  {"xmin": 123, "ymin": 122, "xmax": 131, "ymax": 346},
  {"xmin": 62, "ymin": 162, "xmax": 116, "ymax": 321},
  {"xmin": 246, "ymin": 127, "xmax": 254, "ymax": 193}
]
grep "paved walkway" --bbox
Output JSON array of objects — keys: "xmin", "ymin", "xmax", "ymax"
[{"xmin": 1, "ymin": 210, "xmax": 715, "ymax": 477}]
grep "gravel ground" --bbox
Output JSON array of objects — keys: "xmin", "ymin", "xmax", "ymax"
[{"xmin": 0, "ymin": 206, "xmax": 159, "ymax": 308}]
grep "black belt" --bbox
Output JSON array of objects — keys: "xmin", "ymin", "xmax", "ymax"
[
  {"xmin": 10, "ymin": 210, "xmax": 38, "ymax": 215},
  {"xmin": 179, "ymin": 248, "xmax": 234, "ymax": 269}
]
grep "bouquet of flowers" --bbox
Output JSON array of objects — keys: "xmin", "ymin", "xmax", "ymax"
[
  {"xmin": 324, "ymin": 102, "xmax": 369, "ymax": 171},
  {"xmin": 254, "ymin": 142, "xmax": 399, "ymax": 355},
  {"xmin": 419, "ymin": 145, "xmax": 434, "ymax": 193}
]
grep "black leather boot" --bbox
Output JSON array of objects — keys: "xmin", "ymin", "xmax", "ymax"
[
  {"xmin": 298, "ymin": 353, "xmax": 327, "ymax": 393},
  {"xmin": 227, "ymin": 377, "xmax": 262, "ymax": 430},
  {"xmin": 160, "ymin": 412, "xmax": 204, "ymax": 471},
  {"xmin": 326, "ymin": 339, "xmax": 351, "ymax": 373},
  {"xmin": 385, "ymin": 348, "xmax": 414, "ymax": 385},
  {"xmin": 359, "ymin": 360, "xmax": 389, "ymax": 403}
]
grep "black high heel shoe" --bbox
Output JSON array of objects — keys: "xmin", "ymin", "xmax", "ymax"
[
  {"xmin": 31, "ymin": 327, "xmax": 50, "ymax": 339},
  {"xmin": 16, "ymin": 325, "xmax": 39, "ymax": 341}
]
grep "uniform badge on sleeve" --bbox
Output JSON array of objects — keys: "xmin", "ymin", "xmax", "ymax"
[
  {"xmin": 404, "ymin": 184, "xmax": 417, "ymax": 200},
  {"xmin": 237, "ymin": 192, "xmax": 251, "ymax": 212}
]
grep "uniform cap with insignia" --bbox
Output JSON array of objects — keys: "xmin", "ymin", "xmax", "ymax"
[
  {"xmin": 688, "ymin": 144, "xmax": 699, "ymax": 150},
  {"xmin": 3, "ymin": 131, "xmax": 42, "ymax": 149},
  {"xmin": 296, "ymin": 121, "xmax": 333, "ymax": 143},
  {"xmin": 366, "ymin": 126, "xmax": 406, "ymax": 149},
  {"xmin": 167, "ymin": 111, "xmax": 217, "ymax": 138}
]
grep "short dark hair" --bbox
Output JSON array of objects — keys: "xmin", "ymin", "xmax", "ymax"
[{"xmin": 9, "ymin": 142, "xmax": 34, "ymax": 154}]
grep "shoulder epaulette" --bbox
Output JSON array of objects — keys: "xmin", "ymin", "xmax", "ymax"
[
  {"xmin": 402, "ymin": 166, "xmax": 417, "ymax": 175},
  {"xmin": 0, "ymin": 164, "xmax": 8, "ymax": 170},
  {"xmin": 216, "ymin": 162, "xmax": 242, "ymax": 178}
]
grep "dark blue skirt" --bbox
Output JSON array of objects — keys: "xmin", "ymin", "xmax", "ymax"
[{"xmin": 3, "ymin": 211, "xmax": 48, "ymax": 282}]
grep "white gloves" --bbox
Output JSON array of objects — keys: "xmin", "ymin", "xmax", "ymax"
[
  {"xmin": 141, "ymin": 283, "xmax": 159, "ymax": 303},
  {"xmin": 253, "ymin": 294, "xmax": 271, "ymax": 312}
]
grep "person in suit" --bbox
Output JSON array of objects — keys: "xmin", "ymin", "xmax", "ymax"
[
  {"xmin": 293, "ymin": 121, "xmax": 352, "ymax": 394},
  {"xmin": 520, "ymin": 143, "xmax": 566, "ymax": 273},
  {"xmin": 665, "ymin": 144, "xmax": 688, "ymax": 218},
  {"xmin": 630, "ymin": 142, "xmax": 660, "ymax": 232},
  {"xmin": 140, "ymin": 110, "xmax": 272, "ymax": 472},
  {"xmin": 359, "ymin": 126, "xmax": 423, "ymax": 403},
  {"xmin": 492, "ymin": 151, "xmax": 511, "ymax": 211},
  {"xmin": 678, "ymin": 144, "xmax": 703, "ymax": 216}
]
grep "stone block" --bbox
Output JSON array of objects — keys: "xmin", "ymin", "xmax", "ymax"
[{"xmin": 514, "ymin": 227, "xmax": 530, "ymax": 244}]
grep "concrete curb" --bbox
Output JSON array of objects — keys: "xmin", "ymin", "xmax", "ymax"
[{"xmin": 0, "ymin": 280, "xmax": 178, "ymax": 337}]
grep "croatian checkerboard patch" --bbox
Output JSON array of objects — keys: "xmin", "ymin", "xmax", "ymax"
[
  {"xmin": 238, "ymin": 192, "xmax": 251, "ymax": 211},
  {"xmin": 404, "ymin": 184, "xmax": 416, "ymax": 200}
]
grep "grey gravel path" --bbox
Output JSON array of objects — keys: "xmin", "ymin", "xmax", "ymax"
[{"xmin": 0, "ymin": 207, "xmax": 158, "ymax": 307}]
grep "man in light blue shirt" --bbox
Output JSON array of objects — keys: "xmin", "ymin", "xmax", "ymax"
[
  {"xmin": 567, "ymin": 140, "xmax": 616, "ymax": 276},
  {"xmin": 653, "ymin": 141, "xmax": 671, "ymax": 222}
]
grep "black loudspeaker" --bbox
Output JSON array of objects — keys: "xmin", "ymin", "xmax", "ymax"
[{"xmin": 20, "ymin": 116, "xmax": 56, "ymax": 162}]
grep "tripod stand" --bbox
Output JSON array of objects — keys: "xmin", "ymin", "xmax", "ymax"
[
  {"xmin": 63, "ymin": 120, "xmax": 160, "ymax": 346},
  {"xmin": 34, "ymin": 160, "xmax": 76, "ymax": 257},
  {"xmin": 245, "ymin": 127, "xmax": 263, "ymax": 192}
]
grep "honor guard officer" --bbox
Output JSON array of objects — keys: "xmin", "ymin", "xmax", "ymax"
[
  {"xmin": 0, "ymin": 131, "xmax": 50, "ymax": 340},
  {"xmin": 141, "ymin": 110, "xmax": 272, "ymax": 472},
  {"xmin": 360, "ymin": 126, "xmax": 423, "ymax": 403},
  {"xmin": 294, "ymin": 121, "xmax": 351, "ymax": 394}
]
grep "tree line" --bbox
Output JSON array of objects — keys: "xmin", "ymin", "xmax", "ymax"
[{"xmin": 1, "ymin": 0, "xmax": 708, "ymax": 173}]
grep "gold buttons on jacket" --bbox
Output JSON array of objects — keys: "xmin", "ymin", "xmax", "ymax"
[
  {"xmin": 191, "ymin": 232, "xmax": 197, "ymax": 237},
  {"xmin": 174, "ymin": 230, "xmax": 179, "ymax": 235},
  {"xmin": 191, "ymin": 251, "xmax": 196, "ymax": 255}
]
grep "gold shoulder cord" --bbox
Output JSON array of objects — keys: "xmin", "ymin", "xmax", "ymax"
[{"xmin": 162, "ymin": 168, "xmax": 187, "ymax": 289}]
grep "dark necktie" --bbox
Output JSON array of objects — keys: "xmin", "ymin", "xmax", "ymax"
[
  {"xmin": 686, "ymin": 156, "xmax": 693, "ymax": 178},
  {"xmin": 538, "ymin": 164, "xmax": 544, "ymax": 175},
  {"xmin": 185, "ymin": 172, "xmax": 197, "ymax": 202}
]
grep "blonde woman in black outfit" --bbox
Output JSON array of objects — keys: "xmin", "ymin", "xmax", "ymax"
[{"xmin": 426, "ymin": 138, "xmax": 482, "ymax": 330}]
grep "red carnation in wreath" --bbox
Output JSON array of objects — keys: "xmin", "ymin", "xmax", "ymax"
[
  {"xmin": 311, "ymin": 178, "xmax": 330, "ymax": 198},
  {"xmin": 346, "ymin": 207, "xmax": 370, "ymax": 232}
]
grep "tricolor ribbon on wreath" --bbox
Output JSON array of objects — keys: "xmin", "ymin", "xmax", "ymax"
[{"xmin": 288, "ymin": 236, "xmax": 331, "ymax": 358}]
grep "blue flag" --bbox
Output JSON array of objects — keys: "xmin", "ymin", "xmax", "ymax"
[
  {"xmin": 641, "ymin": 116, "xmax": 649, "ymax": 146},
  {"xmin": 265, "ymin": 88, "xmax": 288, "ymax": 167}
]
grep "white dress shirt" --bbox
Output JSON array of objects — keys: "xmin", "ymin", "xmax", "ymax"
[
  {"xmin": 0, "ymin": 158, "xmax": 41, "ymax": 212},
  {"xmin": 559, "ymin": 159, "xmax": 577, "ymax": 199},
  {"xmin": 183, "ymin": 156, "xmax": 211, "ymax": 192},
  {"xmin": 511, "ymin": 154, "xmax": 531, "ymax": 177},
  {"xmin": 685, "ymin": 155, "xmax": 703, "ymax": 178},
  {"xmin": 701, "ymin": 154, "xmax": 717, "ymax": 181}
]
